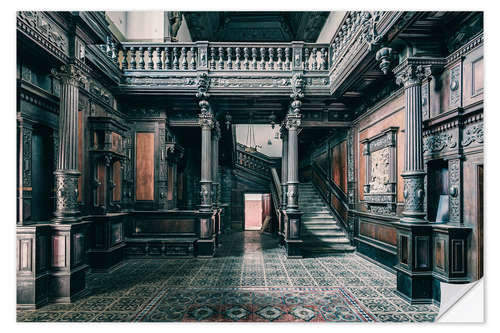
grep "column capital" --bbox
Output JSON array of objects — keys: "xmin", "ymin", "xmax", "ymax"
[
  {"xmin": 285, "ymin": 112, "xmax": 301, "ymax": 130},
  {"xmin": 393, "ymin": 57, "xmax": 446, "ymax": 88},
  {"xmin": 198, "ymin": 99, "xmax": 214, "ymax": 129},
  {"xmin": 51, "ymin": 64, "xmax": 87, "ymax": 87}
]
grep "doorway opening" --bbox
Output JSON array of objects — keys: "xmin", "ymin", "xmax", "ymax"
[{"xmin": 244, "ymin": 193, "xmax": 271, "ymax": 231}]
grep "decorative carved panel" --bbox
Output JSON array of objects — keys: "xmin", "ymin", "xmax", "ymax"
[
  {"xmin": 449, "ymin": 65, "xmax": 461, "ymax": 109},
  {"xmin": 361, "ymin": 127, "xmax": 398, "ymax": 215}
]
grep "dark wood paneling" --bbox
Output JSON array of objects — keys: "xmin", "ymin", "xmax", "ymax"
[
  {"xmin": 168, "ymin": 165, "xmax": 174, "ymax": 200},
  {"xmin": 97, "ymin": 162, "xmax": 106, "ymax": 205},
  {"xmin": 135, "ymin": 219, "xmax": 196, "ymax": 234},
  {"xmin": 359, "ymin": 221, "xmax": 397, "ymax": 246},
  {"xmin": 112, "ymin": 161, "xmax": 121, "ymax": 201},
  {"xmin": 78, "ymin": 110, "xmax": 83, "ymax": 202},
  {"xmin": 111, "ymin": 132, "xmax": 121, "ymax": 152},
  {"xmin": 135, "ymin": 132, "xmax": 155, "ymax": 201}
]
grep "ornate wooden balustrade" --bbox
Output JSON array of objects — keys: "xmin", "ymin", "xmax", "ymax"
[{"xmin": 109, "ymin": 42, "xmax": 329, "ymax": 72}]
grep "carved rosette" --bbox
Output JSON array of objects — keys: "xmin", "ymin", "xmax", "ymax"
[
  {"xmin": 53, "ymin": 170, "xmax": 80, "ymax": 221},
  {"xmin": 402, "ymin": 173, "xmax": 426, "ymax": 221}
]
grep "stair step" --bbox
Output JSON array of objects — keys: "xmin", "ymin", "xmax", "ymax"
[
  {"xmin": 303, "ymin": 230, "xmax": 345, "ymax": 237},
  {"xmin": 303, "ymin": 224, "xmax": 341, "ymax": 230}
]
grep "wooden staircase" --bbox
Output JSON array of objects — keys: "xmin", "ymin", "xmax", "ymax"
[{"xmin": 299, "ymin": 182, "xmax": 355, "ymax": 254}]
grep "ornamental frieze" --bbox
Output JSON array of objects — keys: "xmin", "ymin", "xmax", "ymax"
[
  {"xmin": 462, "ymin": 122, "xmax": 483, "ymax": 147},
  {"xmin": 125, "ymin": 76, "xmax": 197, "ymax": 86},
  {"xmin": 423, "ymin": 131, "xmax": 457, "ymax": 154},
  {"xmin": 17, "ymin": 11, "xmax": 68, "ymax": 54},
  {"xmin": 211, "ymin": 77, "xmax": 290, "ymax": 88}
]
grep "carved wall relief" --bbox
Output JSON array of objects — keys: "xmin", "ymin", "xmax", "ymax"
[
  {"xmin": 369, "ymin": 147, "xmax": 391, "ymax": 193},
  {"xmin": 449, "ymin": 64, "xmax": 462, "ymax": 109},
  {"xmin": 361, "ymin": 127, "xmax": 398, "ymax": 216}
]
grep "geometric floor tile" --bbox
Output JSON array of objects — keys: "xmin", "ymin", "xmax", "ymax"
[{"xmin": 16, "ymin": 231, "xmax": 440, "ymax": 323}]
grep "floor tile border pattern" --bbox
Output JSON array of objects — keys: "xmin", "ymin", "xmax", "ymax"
[{"xmin": 131, "ymin": 286, "xmax": 377, "ymax": 322}]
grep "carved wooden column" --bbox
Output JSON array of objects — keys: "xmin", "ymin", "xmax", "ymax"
[
  {"xmin": 284, "ymin": 74, "xmax": 304, "ymax": 258},
  {"xmin": 48, "ymin": 64, "xmax": 90, "ymax": 303},
  {"xmin": 196, "ymin": 73, "xmax": 215, "ymax": 256},
  {"xmin": 393, "ymin": 60, "xmax": 433, "ymax": 304},
  {"xmin": 279, "ymin": 124, "xmax": 288, "ymax": 244},
  {"xmin": 51, "ymin": 64, "xmax": 86, "ymax": 223},
  {"xmin": 395, "ymin": 63, "xmax": 428, "ymax": 223}
]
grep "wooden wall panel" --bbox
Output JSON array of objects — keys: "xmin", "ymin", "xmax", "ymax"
[
  {"xmin": 113, "ymin": 161, "xmax": 121, "ymax": 201},
  {"xmin": 359, "ymin": 221, "xmax": 397, "ymax": 246},
  {"xmin": 97, "ymin": 162, "xmax": 106, "ymax": 205},
  {"xmin": 358, "ymin": 94, "xmax": 405, "ymax": 202},
  {"xmin": 331, "ymin": 140, "xmax": 347, "ymax": 194},
  {"xmin": 168, "ymin": 165, "xmax": 174, "ymax": 200},
  {"xmin": 135, "ymin": 132, "xmax": 155, "ymax": 201},
  {"xmin": 78, "ymin": 110, "xmax": 83, "ymax": 202},
  {"xmin": 111, "ymin": 132, "xmax": 122, "ymax": 152}
]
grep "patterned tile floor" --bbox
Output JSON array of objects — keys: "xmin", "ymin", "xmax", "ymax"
[{"xmin": 17, "ymin": 231, "xmax": 439, "ymax": 322}]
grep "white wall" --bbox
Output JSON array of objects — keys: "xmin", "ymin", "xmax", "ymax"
[
  {"xmin": 316, "ymin": 11, "xmax": 347, "ymax": 43},
  {"xmin": 236, "ymin": 124, "xmax": 282, "ymax": 158},
  {"xmin": 125, "ymin": 11, "xmax": 164, "ymax": 42}
]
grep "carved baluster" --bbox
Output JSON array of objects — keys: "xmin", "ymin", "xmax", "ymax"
[
  {"xmin": 243, "ymin": 47, "xmax": 249, "ymax": 70},
  {"xmin": 155, "ymin": 47, "xmax": 162, "ymax": 69},
  {"xmin": 227, "ymin": 47, "xmax": 233, "ymax": 70},
  {"xmin": 173, "ymin": 47, "xmax": 179, "ymax": 70},
  {"xmin": 235, "ymin": 47, "xmax": 241, "ymax": 70},
  {"xmin": 303, "ymin": 48, "xmax": 310, "ymax": 70},
  {"xmin": 338, "ymin": 29, "xmax": 344, "ymax": 49},
  {"xmin": 210, "ymin": 47, "xmax": 216, "ymax": 70},
  {"xmin": 268, "ymin": 48, "xmax": 275, "ymax": 70},
  {"xmin": 345, "ymin": 16, "xmax": 352, "ymax": 40},
  {"xmin": 259, "ymin": 48, "xmax": 266, "ymax": 70},
  {"xmin": 342, "ymin": 24, "xmax": 348, "ymax": 44},
  {"xmin": 251, "ymin": 48, "xmax": 258, "ymax": 70},
  {"xmin": 164, "ymin": 47, "xmax": 171, "ymax": 69},
  {"xmin": 311, "ymin": 48, "xmax": 318, "ymax": 70},
  {"xmin": 146, "ymin": 47, "xmax": 153, "ymax": 69},
  {"xmin": 277, "ymin": 48, "xmax": 283, "ymax": 70},
  {"xmin": 106, "ymin": 36, "xmax": 112, "ymax": 57},
  {"xmin": 121, "ymin": 46, "xmax": 128, "ymax": 70},
  {"xmin": 181, "ymin": 47, "xmax": 188, "ymax": 70},
  {"xmin": 190, "ymin": 47, "xmax": 197, "ymax": 70},
  {"xmin": 285, "ymin": 47, "xmax": 290, "ymax": 70},
  {"xmin": 320, "ymin": 48, "xmax": 327, "ymax": 70},
  {"xmin": 130, "ymin": 47, "xmax": 136, "ymax": 69},
  {"xmin": 218, "ymin": 47, "xmax": 225, "ymax": 70},
  {"xmin": 111, "ymin": 42, "xmax": 118, "ymax": 64},
  {"xmin": 138, "ymin": 47, "xmax": 145, "ymax": 69}
]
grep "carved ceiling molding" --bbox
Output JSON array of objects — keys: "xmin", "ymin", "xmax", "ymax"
[{"xmin": 446, "ymin": 32, "xmax": 483, "ymax": 65}]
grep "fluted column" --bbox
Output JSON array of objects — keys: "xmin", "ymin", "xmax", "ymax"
[
  {"xmin": 286, "ymin": 109, "xmax": 300, "ymax": 211},
  {"xmin": 394, "ymin": 63, "xmax": 428, "ymax": 223},
  {"xmin": 51, "ymin": 64, "xmax": 86, "ymax": 223},
  {"xmin": 199, "ymin": 101, "xmax": 213, "ymax": 212}
]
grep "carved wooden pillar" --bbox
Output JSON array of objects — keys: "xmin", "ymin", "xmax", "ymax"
[
  {"xmin": 393, "ymin": 60, "xmax": 433, "ymax": 304},
  {"xmin": 284, "ymin": 74, "xmax": 304, "ymax": 258},
  {"xmin": 51, "ymin": 64, "xmax": 86, "ymax": 223},
  {"xmin": 196, "ymin": 73, "xmax": 215, "ymax": 256},
  {"xmin": 48, "ymin": 64, "xmax": 90, "ymax": 304},
  {"xmin": 394, "ymin": 63, "xmax": 428, "ymax": 223}
]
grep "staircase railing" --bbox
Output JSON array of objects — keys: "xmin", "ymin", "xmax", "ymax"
[
  {"xmin": 310, "ymin": 161, "xmax": 349, "ymax": 233},
  {"xmin": 270, "ymin": 167, "xmax": 282, "ymax": 235},
  {"xmin": 234, "ymin": 143, "xmax": 280, "ymax": 179}
]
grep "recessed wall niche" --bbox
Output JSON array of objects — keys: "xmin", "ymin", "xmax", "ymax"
[{"xmin": 360, "ymin": 127, "xmax": 398, "ymax": 216}]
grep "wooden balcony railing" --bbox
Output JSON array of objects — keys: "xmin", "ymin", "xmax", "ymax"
[{"xmin": 98, "ymin": 39, "xmax": 330, "ymax": 73}]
